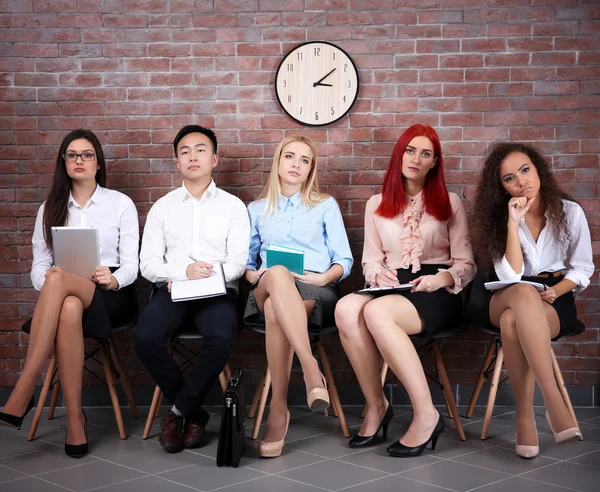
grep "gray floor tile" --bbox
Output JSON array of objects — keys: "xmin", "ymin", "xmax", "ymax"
[
  {"xmin": 292, "ymin": 411, "xmax": 364, "ymax": 435},
  {"xmin": 0, "ymin": 425, "xmax": 20, "ymax": 438},
  {"xmin": 423, "ymin": 434, "xmax": 494, "ymax": 460},
  {"xmin": 218, "ymin": 475, "xmax": 326, "ymax": 492},
  {"xmin": 158, "ymin": 461, "xmax": 267, "ymax": 491},
  {"xmin": 574, "ymin": 408, "xmax": 600, "ymax": 422},
  {"xmin": 0, "ymin": 446, "xmax": 98, "ymax": 476},
  {"xmin": 343, "ymin": 474, "xmax": 459, "ymax": 492},
  {"xmin": 0, "ymin": 464, "xmax": 28, "ymax": 484},
  {"xmin": 109, "ymin": 447, "xmax": 212, "ymax": 474},
  {"xmin": 337, "ymin": 445, "xmax": 442, "ymax": 474},
  {"xmin": 473, "ymin": 476, "xmax": 581, "ymax": 492},
  {"xmin": 0, "ymin": 476, "xmax": 72, "ymax": 492},
  {"xmin": 578, "ymin": 424, "xmax": 600, "ymax": 446},
  {"xmin": 242, "ymin": 446, "xmax": 327, "ymax": 474},
  {"xmin": 568, "ymin": 449, "xmax": 600, "ymax": 470},
  {"xmin": 87, "ymin": 434, "xmax": 162, "ymax": 458},
  {"xmin": 521, "ymin": 461, "xmax": 600, "ymax": 492},
  {"xmin": 286, "ymin": 433, "xmax": 359, "ymax": 459},
  {"xmin": 499, "ymin": 432, "xmax": 600, "ymax": 461},
  {"xmin": 582, "ymin": 416, "xmax": 600, "ymax": 428},
  {"xmin": 452, "ymin": 445, "xmax": 557, "ymax": 475},
  {"xmin": 38, "ymin": 460, "xmax": 146, "ymax": 492},
  {"xmin": 459, "ymin": 420, "xmax": 517, "ymax": 445},
  {"xmin": 0, "ymin": 435, "xmax": 55, "ymax": 459},
  {"xmin": 279, "ymin": 459, "xmax": 388, "ymax": 491},
  {"xmin": 400, "ymin": 460, "xmax": 510, "ymax": 492},
  {"xmin": 93, "ymin": 475, "xmax": 206, "ymax": 492}
]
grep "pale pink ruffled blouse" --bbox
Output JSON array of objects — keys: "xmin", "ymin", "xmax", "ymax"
[{"xmin": 361, "ymin": 191, "xmax": 476, "ymax": 294}]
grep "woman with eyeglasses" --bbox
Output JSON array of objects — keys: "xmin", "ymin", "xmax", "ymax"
[{"xmin": 0, "ymin": 129, "xmax": 139, "ymax": 458}]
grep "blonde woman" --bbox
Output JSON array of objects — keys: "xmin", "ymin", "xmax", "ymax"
[{"xmin": 244, "ymin": 136, "xmax": 353, "ymax": 458}]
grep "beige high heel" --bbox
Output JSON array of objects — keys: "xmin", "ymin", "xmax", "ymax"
[
  {"xmin": 258, "ymin": 410, "xmax": 290, "ymax": 458},
  {"xmin": 545, "ymin": 410, "xmax": 582, "ymax": 444},
  {"xmin": 307, "ymin": 373, "xmax": 330, "ymax": 412},
  {"xmin": 515, "ymin": 420, "xmax": 539, "ymax": 459}
]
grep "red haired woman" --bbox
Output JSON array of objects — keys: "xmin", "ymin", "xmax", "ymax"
[{"xmin": 335, "ymin": 124, "xmax": 476, "ymax": 457}]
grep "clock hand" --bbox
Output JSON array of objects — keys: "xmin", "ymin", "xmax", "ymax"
[
  {"xmin": 313, "ymin": 68, "xmax": 336, "ymax": 87},
  {"xmin": 314, "ymin": 83, "xmax": 332, "ymax": 87}
]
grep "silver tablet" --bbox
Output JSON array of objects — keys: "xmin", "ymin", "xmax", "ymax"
[{"xmin": 51, "ymin": 226, "xmax": 100, "ymax": 280}]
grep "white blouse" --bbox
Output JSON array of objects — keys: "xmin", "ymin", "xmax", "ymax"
[
  {"xmin": 494, "ymin": 200, "xmax": 594, "ymax": 293},
  {"xmin": 30, "ymin": 186, "xmax": 140, "ymax": 291}
]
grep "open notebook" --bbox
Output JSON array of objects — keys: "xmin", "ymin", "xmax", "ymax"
[
  {"xmin": 171, "ymin": 263, "xmax": 226, "ymax": 302},
  {"xmin": 356, "ymin": 284, "xmax": 413, "ymax": 294},
  {"xmin": 484, "ymin": 280, "xmax": 546, "ymax": 292}
]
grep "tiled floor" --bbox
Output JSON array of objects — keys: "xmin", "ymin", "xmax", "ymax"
[{"xmin": 1, "ymin": 405, "xmax": 599, "ymax": 492}]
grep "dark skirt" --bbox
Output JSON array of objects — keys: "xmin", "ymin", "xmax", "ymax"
[
  {"xmin": 22, "ymin": 283, "xmax": 138, "ymax": 341},
  {"xmin": 243, "ymin": 271, "xmax": 339, "ymax": 334},
  {"xmin": 368, "ymin": 263, "xmax": 463, "ymax": 338}
]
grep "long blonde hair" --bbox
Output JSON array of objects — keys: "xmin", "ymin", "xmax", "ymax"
[{"xmin": 257, "ymin": 135, "xmax": 330, "ymax": 216}]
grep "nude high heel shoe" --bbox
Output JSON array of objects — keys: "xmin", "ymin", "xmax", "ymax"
[
  {"xmin": 307, "ymin": 373, "xmax": 330, "ymax": 412},
  {"xmin": 258, "ymin": 411, "xmax": 290, "ymax": 458},
  {"xmin": 515, "ymin": 420, "xmax": 539, "ymax": 459},
  {"xmin": 545, "ymin": 410, "xmax": 582, "ymax": 443}
]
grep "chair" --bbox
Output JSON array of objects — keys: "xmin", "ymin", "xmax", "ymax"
[
  {"xmin": 464, "ymin": 269, "xmax": 582, "ymax": 440},
  {"xmin": 363, "ymin": 326, "xmax": 468, "ymax": 441},
  {"xmin": 247, "ymin": 324, "xmax": 351, "ymax": 439},
  {"xmin": 28, "ymin": 317, "xmax": 140, "ymax": 441}
]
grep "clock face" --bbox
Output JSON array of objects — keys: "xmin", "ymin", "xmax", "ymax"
[{"xmin": 275, "ymin": 41, "xmax": 359, "ymax": 127}]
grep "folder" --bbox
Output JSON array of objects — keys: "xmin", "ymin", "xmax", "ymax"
[
  {"xmin": 266, "ymin": 244, "xmax": 304, "ymax": 275},
  {"xmin": 171, "ymin": 263, "xmax": 227, "ymax": 302},
  {"xmin": 484, "ymin": 280, "xmax": 546, "ymax": 292},
  {"xmin": 356, "ymin": 284, "xmax": 413, "ymax": 294}
]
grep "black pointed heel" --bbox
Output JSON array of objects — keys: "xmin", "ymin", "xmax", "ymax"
[
  {"xmin": 349, "ymin": 401, "xmax": 394, "ymax": 448},
  {"xmin": 387, "ymin": 412, "xmax": 445, "ymax": 458},
  {"xmin": 0, "ymin": 396, "xmax": 35, "ymax": 430},
  {"xmin": 65, "ymin": 409, "xmax": 88, "ymax": 459}
]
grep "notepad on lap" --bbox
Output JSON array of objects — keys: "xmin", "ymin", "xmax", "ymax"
[
  {"xmin": 266, "ymin": 244, "xmax": 304, "ymax": 275},
  {"xmin": 484, "ymin": 280, "xmax": 546, "ymax": 292},
  {"xmin": 51, "ymin": 226, "xmax": 100, "ymax": 280},
  {"xmin": 356, "ymin": 284, "xmax": 413, "ymax": 294},
  {"xmin": 171, "ymin": 263, "xmax": 227, "ymax": 302}
]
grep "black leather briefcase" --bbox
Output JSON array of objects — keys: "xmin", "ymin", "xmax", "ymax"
[{"xmin": 216, "ymin": 369, "xmax": 246, "ymax": 467}]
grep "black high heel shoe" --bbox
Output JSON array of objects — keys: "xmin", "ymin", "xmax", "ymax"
[
  {"xmin": 349, "ymin": 401, "xmax": 394, "ymax": 448},
  {"xmin": 387, "ymin": 412, "xmax": 445, "ymax": 458},
  {"xmin": 0, "ymin": 396, "xmax": 35, "ymax": 430},
  {"xmin": 65, "ymin": 409, "xmax": 88, "ymax": 458}
]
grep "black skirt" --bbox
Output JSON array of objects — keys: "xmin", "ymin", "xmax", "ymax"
[
  {"xmin": 243, "ymin": 271, "xmax": 339, "ymax": 334},
  {"xmin": 22, "ymin": 283, "xmax": 138, "ymax": 341},
  {"xmin": 368, "ymin": 263, "xmax": 464, "ymax": 337}
]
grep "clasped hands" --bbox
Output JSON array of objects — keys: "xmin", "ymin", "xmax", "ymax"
[{"xmin": 373, "ymin": 266, "xmax": 448, "ymax": 293}]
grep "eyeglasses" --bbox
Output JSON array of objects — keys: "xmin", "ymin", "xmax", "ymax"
[{"xmin": 63, "ymin": 152, "xmax": 96, "ymax": 162}]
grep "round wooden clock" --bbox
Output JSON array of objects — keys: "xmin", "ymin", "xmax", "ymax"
[{"xmin": 275, "ymin": 41, "xmax": 359, "ymax": 127}]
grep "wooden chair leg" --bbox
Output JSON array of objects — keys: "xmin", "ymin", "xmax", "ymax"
[
  {"xmin": 143, "ymin": 385, "xmax": 162, "ymax": 440},
  {"xmin": 443, "ymin": 390, "xmax": 453, "ymax": 420},
  {"xmin": 318, "ymin": 342, "xmax": 350, "ymax": 438},
  {"xmin": 481, "ymin": 345, "xmax": 504, "ymax": 440},
  {"xmin": 249, "ymin": 365, "xmax": 267, "ymax": 419},
  {"xmin": 155, "ymin": 393, "xmax": 163, "ymax": 418},
  {"xmin": 28, "ymin": 355, "xmax": 57, "ymax": 441},
  {"xmin": 108, "ymin": 339, "xmax": 139, "ymax": 418},
  {"xmin": 47, "ymin": 380, "xmax": 61, "ymax": 420},
  {"xmin": 432, "ymin": 343, "xmax": 466, "ymax": 441},
  {"xmin": 100, "ymin": 343, "xmax": 127, "ymax": 440},
  {"xmin": 252, "ymin": 367, "xmax": 271, "ymax": 440},
  {"xmin": 551, "ymin": 348, "xmax": 583, "ymax": 440},
  {"xmin": 466, "ymin": 338, "xmax": 497, "ymax": 418}
]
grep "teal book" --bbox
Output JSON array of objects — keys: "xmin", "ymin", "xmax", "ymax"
[{"xmin": 266, "ymin": 244, "xmax": 304, "ymax": 275}]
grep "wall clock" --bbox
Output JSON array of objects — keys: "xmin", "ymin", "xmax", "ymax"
[{"xmin": 275, "ymin": 41, "xmax": 359, "ymax": 127}]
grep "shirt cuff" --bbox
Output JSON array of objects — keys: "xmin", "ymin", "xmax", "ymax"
[
  {"xmin": 564, "ymin": 270, "xmax": 591, "ymax": 294},
  {"xmin": 495, "ymin": 255, "xmax": 524, "ymax": 282},
  {"xmin": 437, "ymin": 268, "xmax": 463, "ymax": 295}
]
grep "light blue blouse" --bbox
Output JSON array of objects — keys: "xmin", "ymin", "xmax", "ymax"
[{"xmin": 246, "ymin": 192, "xmax": 354, "ymax": 281}]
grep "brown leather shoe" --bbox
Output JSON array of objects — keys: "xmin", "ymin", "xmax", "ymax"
[
  {"xmin": 184, "ymin": 416, "xmax": 207, "ymax": 449},
  {"xmin": 159, "ymin": 411, "xmax": 184, "ymax": 453}
]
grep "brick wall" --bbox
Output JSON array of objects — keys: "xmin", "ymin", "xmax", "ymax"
[{"xmin": 0, "ymin": 0, "xmax": 598, "ymax": 391}]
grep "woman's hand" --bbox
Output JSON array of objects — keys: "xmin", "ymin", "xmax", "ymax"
[
  {"xmin": 373, "ymin": 268, "xmax": 399, "ymax": 287},
  {"xmin": 410, "ymin": 274, "xmax": 448, "ymax": 293},
  {"xmin": 45, "ymin": 266, "xmax": 64, "ymax": 278},
  {"xmin": 186, "ymin": 261, "xmax": 213, "ymax": 280},
  {"xmin": 508, "ymin": 196, "xmax": 536, "ymax": 225},
  {"xmin": 540, "ymin": 286, "xmax": 557, "ymax": 304},
  {"xmin": 292, "ymin": 271, "xmax": 329, "ymax": 287},
  {"xmin": 245, "ymin": 268, "xmax": 267, "ymax": 285},
  {"xmin": 94, "ymin": 266, "xmax": 118, "ymax": 290}
]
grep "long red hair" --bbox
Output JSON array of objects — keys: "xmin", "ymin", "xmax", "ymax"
[{"xmin": 376, "ymin": 124, "xmax": 452, "ymax": 221}]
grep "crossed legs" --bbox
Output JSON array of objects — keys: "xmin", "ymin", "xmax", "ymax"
[
  {"xmin": 1, "ymin": 270, "xmax": 94, "ymax": 442},
  {"xmin": 490, "ymin": 284, "xmax": 576, "ymax": 446},
  {"xmin": 336, "ymin": 293, "xmax": 439, "ymax": 447}
]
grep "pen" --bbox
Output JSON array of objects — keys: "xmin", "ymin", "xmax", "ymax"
[{"xmin": 189, "ymin": 255, "xmax": 200, "ymax": 262}]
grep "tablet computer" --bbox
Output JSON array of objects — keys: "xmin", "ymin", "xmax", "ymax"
[{"xmin": 51, "ymin": 226, "xmax": 100, "ymax": 280}]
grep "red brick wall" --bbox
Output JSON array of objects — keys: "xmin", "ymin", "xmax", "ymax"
[{"xmin": 1, "ymin": 1, "xmax": 598, "ymax": 389}]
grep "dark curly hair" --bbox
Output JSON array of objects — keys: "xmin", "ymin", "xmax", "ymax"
[{"xmin": 473, "ymin": 142, "xmax": 573, "ymax": 267}]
